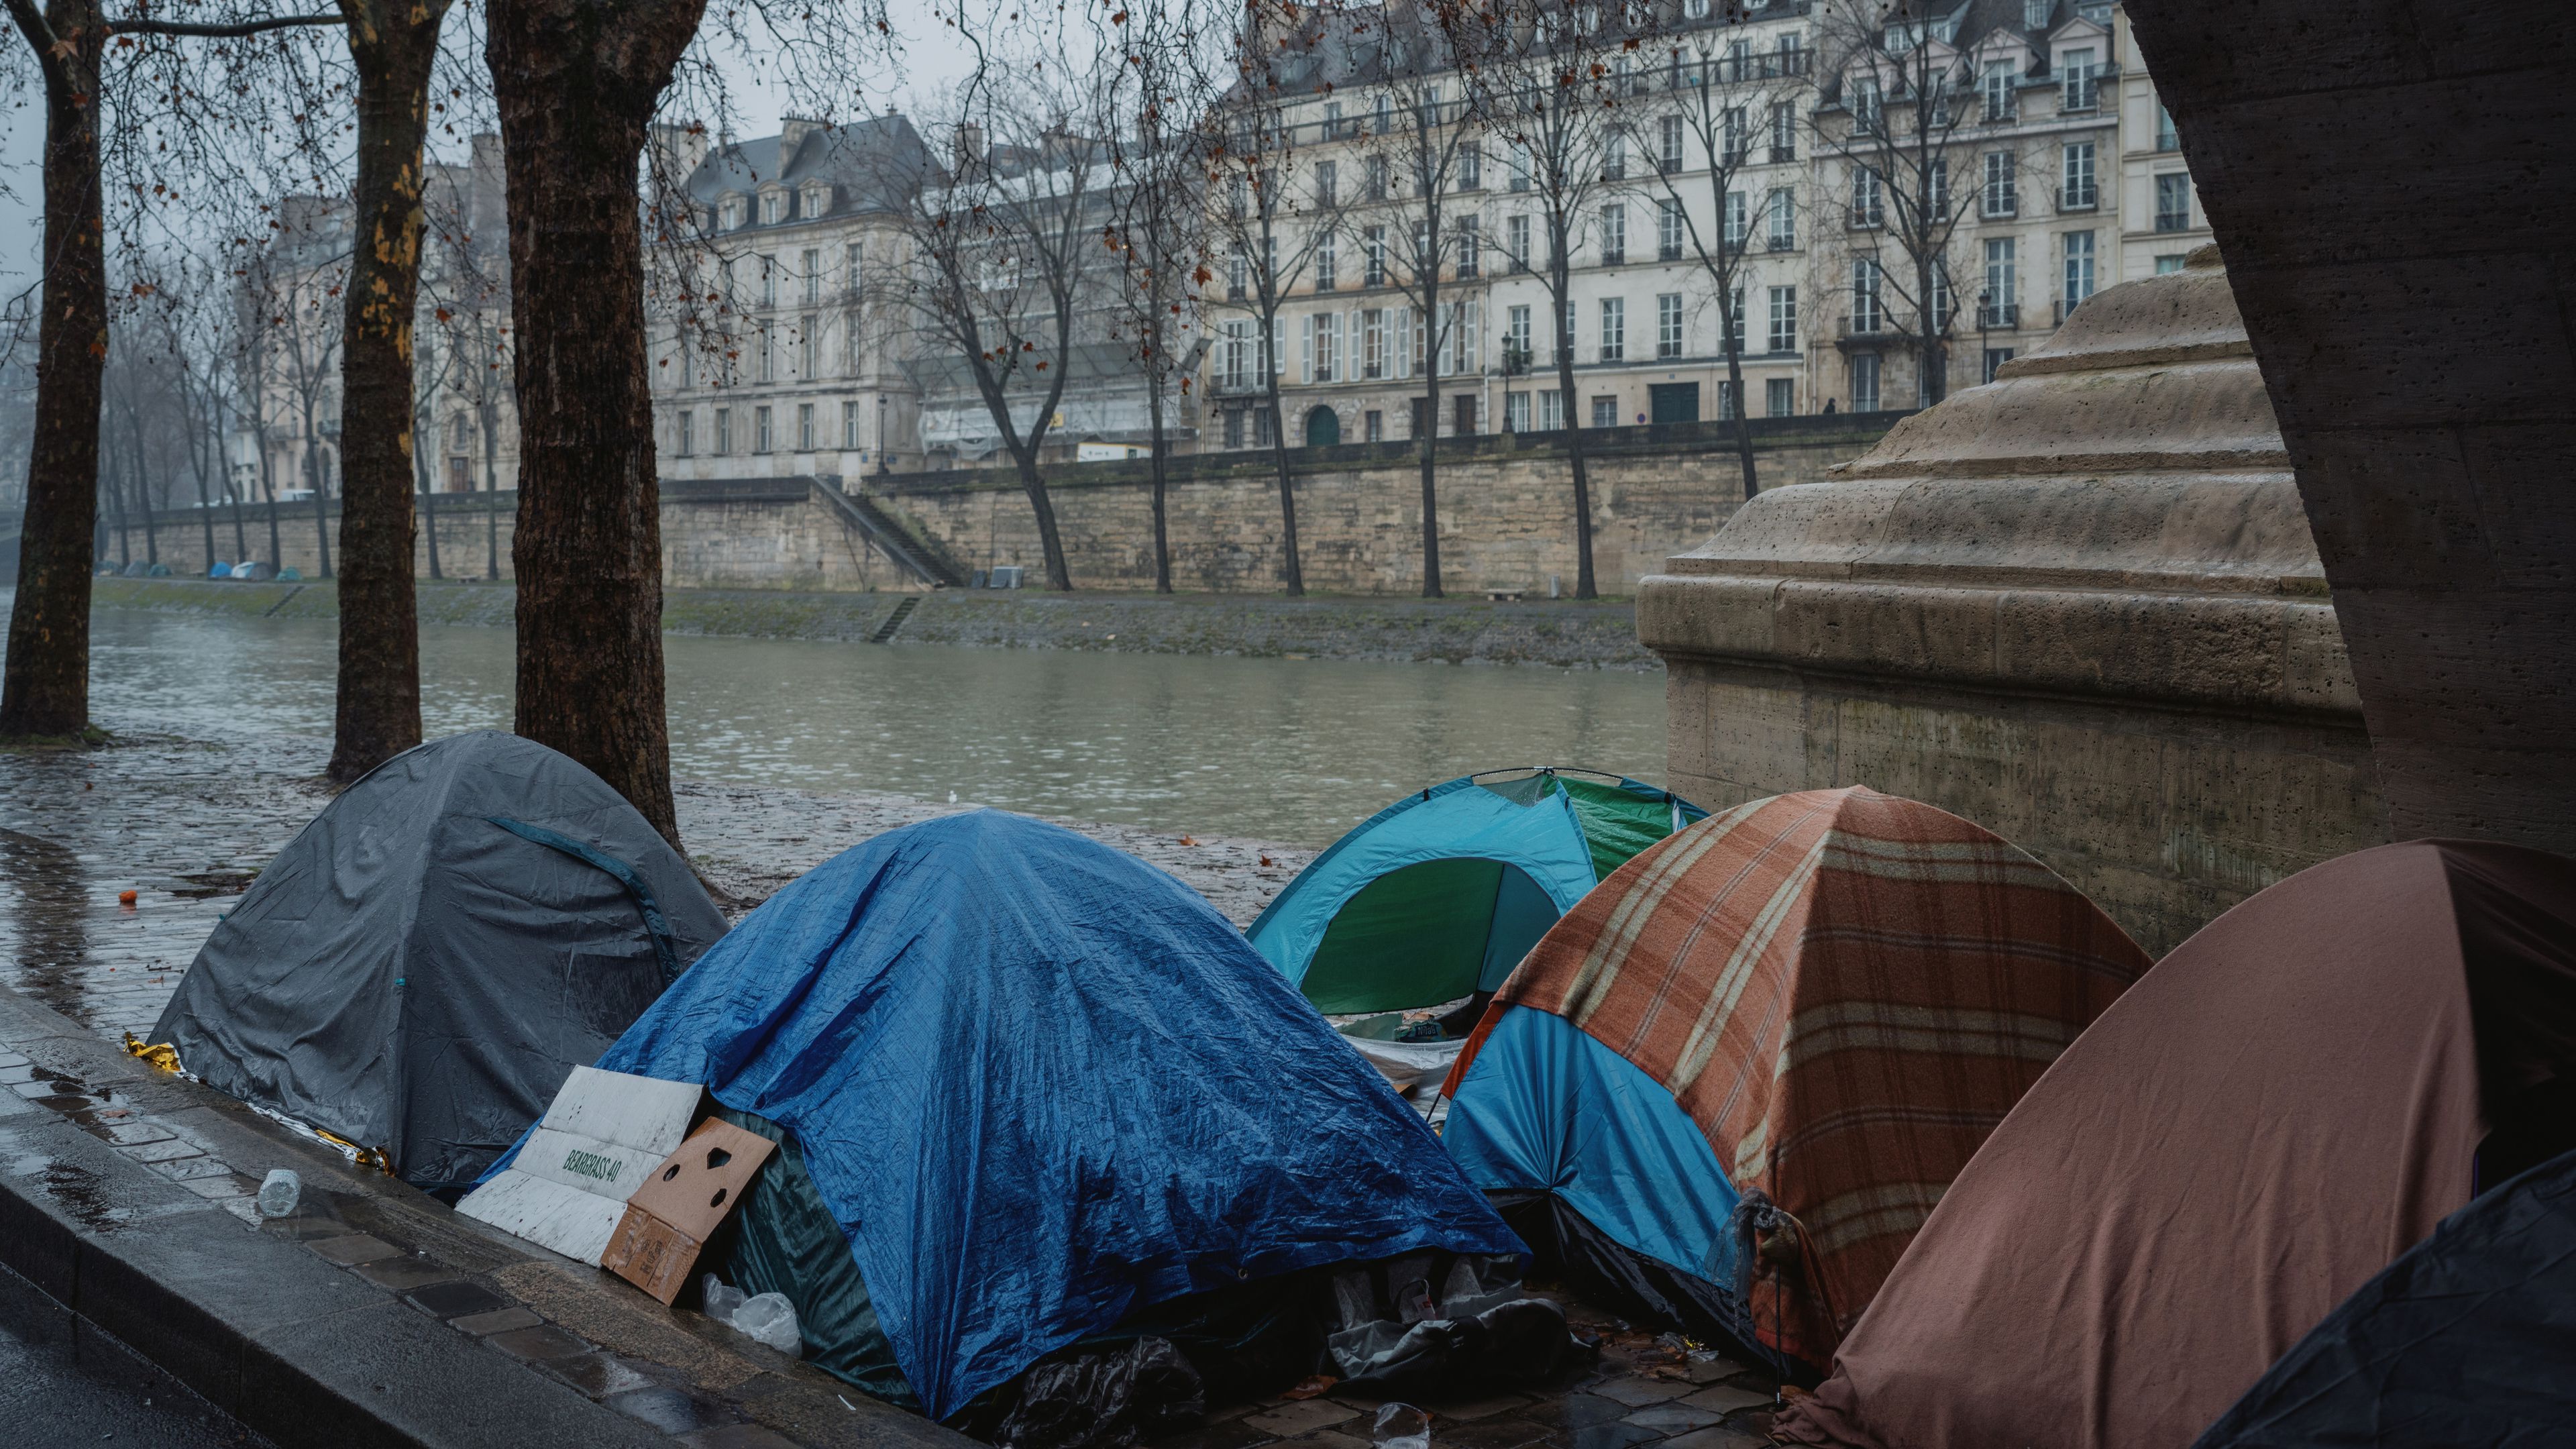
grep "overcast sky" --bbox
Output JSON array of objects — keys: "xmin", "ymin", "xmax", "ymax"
[{"xmin": 0, "ymin": 0, "xmax": 1010, "ymax": 309}]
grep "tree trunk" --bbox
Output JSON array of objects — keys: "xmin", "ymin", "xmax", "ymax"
[
  {"xmin": 480, "ymin": 402, "xmax": 499, "ymax": 580},
  {"xmin": 1722, "ymin": 317, "xmax": 1759, "ymax": 500},
  {"xmin": 1263, "ymin": 345, "xmax": 1301, "ymax": 596},
  {"xmin": 229, "ymin": 450, "xmax": 250, "ymax": 561},
  {"xmin": 108, "ymin": 453, "xmax": 129, "ymax": 567},
  {"xmin": 0, "ymin": 0, "xmax": 105, "ymax": 739},
  {"xmin": 1419, "ymin": 291, "xmax": 1442, "ymax": 598},
  {"xmin": 329, "ymin": 2, "xmax": 447, "ymax": 781},
  {"xmin": 488, "ymin": 0, "xmax": 704, "ymax": 844},
  {"xmin": 1551, "ymin": 264, "xmax": 1595, "ymax": 600},
  {"xmin": 129, "ymin": 408, "xmax": 158, "ymax": 567},
  {"xmin": 306, "ymin": 435, "xmax": 333, "ymax": 577},
  {"xmin": 1918, "ymin": 254, "xmax": 1944, "ymax": 407},
  {"xmin": 1146, "ymin": 382, "xmax": 1171, "ymax": 594},
  {"xmin": 193, "ymin": 433, "xmax": 218, "ymax": 566},
  {"xmin": 415, "ymin": 427, "xmax": 443, "ymax": 580},
  {"xmin": 1010, "ymin": 443, "xmax": 1072, "ymax": 590},
  {"xmin": 260, "ymin": 434, "xmax": 284, "ymax": 568}
]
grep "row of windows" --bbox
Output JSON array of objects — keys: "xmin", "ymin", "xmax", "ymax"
[
  {"xmin": 721, "ymin": 243, "xmax": 868, "ymax": 311},
  {"xmin": 1219, "ymin": 372, "xmax": 1807, "ymax": 451},
  {"xmin": 1240, "ymin": 284, "xmax": 1805, "ymax": 386},
  {"xmin": 670, "ymin": 400, "xmax": 873, "ymax": 457},
  {"xmin": 713, "ymin": 182, "xmax": 836, "ymax": 232}
]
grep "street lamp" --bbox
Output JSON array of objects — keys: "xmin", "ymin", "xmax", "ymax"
[{"xmin": 875, "ymin": 394, "xmax": 890, "ymax": 474}]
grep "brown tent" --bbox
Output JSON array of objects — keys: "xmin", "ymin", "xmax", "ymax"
[
  {"xmin": 1439, "ymin": 786, "xmax": 2149, "ymax": 1372},
  {"xmin": 1775, "ymin": 841, "xmax": 2576, "ymax": 1449}
]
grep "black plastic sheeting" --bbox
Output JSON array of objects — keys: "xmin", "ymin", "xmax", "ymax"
[
  {"xmin": 991, "ymin": 1339, "xmax": 1205, "ymax": 1449},
  {"xmin": 2194, "ymin": 1148, "xmax": 2576, "ymax": 1448},
  {"xmin": 1490, "ymin": 1190, "xmax": 1781, "ymax": 1374},
  {"xmin": 154, "ymin": 731, "xmax": 729, "ymax": 1189}
]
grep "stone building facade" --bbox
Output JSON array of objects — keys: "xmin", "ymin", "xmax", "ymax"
[
  {"xmin": 1214, "ymin": 0, "xmax": 2211, "ymax": 443},
  {"xmin": 647, "ymin": 115, "xmax": 934, "ymax": 480},
  {"xmin": 237, "ymin": 140, "xmax": 524, "ymax": 513}
]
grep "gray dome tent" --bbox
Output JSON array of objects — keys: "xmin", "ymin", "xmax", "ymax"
[{"xmin": 154, "ymin": 731, "xmax": 729, "ymax": 1189}]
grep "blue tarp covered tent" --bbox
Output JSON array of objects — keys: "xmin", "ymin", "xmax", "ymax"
[
  {"xmin": 2194, "ymin": 1146, "xmax": 2576, "ymax": 1447},
  {"xmin": 582, "ymin": 810, "xmax": 1523, "ymax": 1418}
]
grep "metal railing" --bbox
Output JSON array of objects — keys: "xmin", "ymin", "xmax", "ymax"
[{"xmin": 1978, "ymin": 302, "xmax": 2019, "ymax": 329}]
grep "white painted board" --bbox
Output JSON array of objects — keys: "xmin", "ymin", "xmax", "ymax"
[{"xmin": 458, "ymin": 1066, "xmax": 702, "ymax": 1265}]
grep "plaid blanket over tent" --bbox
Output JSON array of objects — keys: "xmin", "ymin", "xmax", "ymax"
[{"xmin": 1448, "ymin": 786, "xmax": 2148, "ymax": 1366}]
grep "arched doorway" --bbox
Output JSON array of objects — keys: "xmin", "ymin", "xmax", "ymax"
[
  {"xmin": 2130, "ymin": 0, "xmax": 2576, "ymax": 853},
  {"xmin": 1304, "ymin": 407, "xmax": 1341, "ymax": 447}
]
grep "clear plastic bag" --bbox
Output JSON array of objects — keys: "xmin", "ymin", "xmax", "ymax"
[
  {"xmin": 1374, "ymin": 1403, "xmax": 1430, "ymax": 1449},
  {"xmin": 699, "ymin": 1275, "xmax": 798, "ymax": 1355}
]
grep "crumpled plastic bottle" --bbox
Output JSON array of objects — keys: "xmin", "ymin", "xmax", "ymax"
[
  {"xmin": 256, "ymin": 1169, "xmax": 300, "ymax": 1219},
  {"xmin": 1374, "ymin": 1403, "xmax": 1430, "ymax": 1449}
]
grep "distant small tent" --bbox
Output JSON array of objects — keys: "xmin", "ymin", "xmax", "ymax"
[
  {"xmin": 573, "ymin": 810, "xmax": 1522, "ymax": 1419},
  {"xmin": 1249, "ymin": 769, "xmax": 1705, "ymax": 1019},
  {"xmin": 154, "ymin": 731, "xmax": 729, "ymax": 1189},
  {"xmin": 1774, "ymin": 841, "xmax": 2576, "ymax": 1449},
  {"xmin": 2194, "ymin": 1146, "xmax": 2576, "ymax": 1448},
  {"xmin": 1442, "ymin": 786, "xmax": 2149, "ymax": 1373}
]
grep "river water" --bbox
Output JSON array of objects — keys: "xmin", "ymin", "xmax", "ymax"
[{"xmin": 82, "ymin": 605, "xmax": 1668, "ymax": 847}]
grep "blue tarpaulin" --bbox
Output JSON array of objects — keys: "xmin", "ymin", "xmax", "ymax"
[{"xmin": 588, "ymin": 810, "xmax": 1523, "ymax": 1418}]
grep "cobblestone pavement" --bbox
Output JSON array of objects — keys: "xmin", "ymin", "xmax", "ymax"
[
  {"xmin": 1159, "ymin": 1301, "xmax": 1781, "ymax": 1449},
  {"xmin": 0, "ymin": 729, "xmax": 1313, "ymax": 1046}
]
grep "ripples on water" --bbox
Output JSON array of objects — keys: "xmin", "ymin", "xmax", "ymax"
[{"xmin": 70, "ymin": 604, "xmax": 1670, "ymax": 846}]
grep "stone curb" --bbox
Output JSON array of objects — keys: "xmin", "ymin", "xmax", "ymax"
[{"xmin": 0, "ymin": 978, "xmax": 966, "ymax": 1449}]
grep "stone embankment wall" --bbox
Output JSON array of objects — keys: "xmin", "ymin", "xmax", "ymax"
[
  {"xmin": 89, "ymin": 576, "xmax": 1659, "ymax": 670},
  {"xmin": 875, "ymin": 415, "xmax": 1897, "ymax": 596},
  {"xmin": 103, "ymin": 415, "xmax": 1896, "ymax": 597}
]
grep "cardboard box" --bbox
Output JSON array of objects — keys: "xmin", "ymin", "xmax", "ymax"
[
  {"xmin": 458, "ymin": 1067, "xmax": 704, "ymax": 1265},
  {"xmin": 599, "ymin": 1118, "xmax": 777, "ymax": 1305}
]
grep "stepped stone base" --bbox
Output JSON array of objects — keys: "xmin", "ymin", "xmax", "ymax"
[{"xmin": 1641, "ymin": 248, "xmax": 2388, "ymax": 953}]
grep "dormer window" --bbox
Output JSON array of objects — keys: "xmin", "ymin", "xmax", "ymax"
[
  {"xmin": 2023, "ymin": 0, "xmax": 2049, "ymax": 28},
  {"xmin": 800, "ymin": 182, "xmax": 830, "ymax": 218},
  {"xmin": 719, "ymin": 195, "xmax": 746, "ymax": 230},
  {"xmin": 760, "ymin": 189, "xmax": 787, "ymax": 225},
  {"xmin": 2059, "ymin": 46, "xmax": 2100, "ymax": 111}
]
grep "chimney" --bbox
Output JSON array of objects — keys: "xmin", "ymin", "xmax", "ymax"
[
  {"xmin": 955, "ymin": 120, "xmax": 986, "ymax": 170},
  {"xmin": 778, "ymin": 115, "xmax": 826, "ymax": 160}
]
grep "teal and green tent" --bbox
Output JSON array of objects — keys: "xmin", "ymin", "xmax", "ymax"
[{"xmin": 1248, "ymin": 769, "xmax": 1706, "ymax": 1017}]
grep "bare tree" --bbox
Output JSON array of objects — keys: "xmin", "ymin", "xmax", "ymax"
[
  {"xmin": 1358, "ymin": 15, "xmax": 1483, "ymax": 599},
  {"xmin": 1102, "ymin": 0, "xmax": 1212, "ymax": 596},
  {"xmin": 897, "ymin": 70, "xmax": 1113, "ymax": 592},
  {"xmin": 1640, "ymin": 7, "xmax": 1813, "ymax": 499},
  {"xmin": 1203, "ymin": 25, "xmax": 1351, "ymax": 599},
  {"xmin": 1812, "ymin": 0, "xmax": 1982, "ymax": 408},
  {"xmin": 0, "ymin": 0, "xmax": 344, "ymax": 737},
  {"xmin": 326, "ymin": 0, "xmax": 468, "ymax": 780},
  {"xmin": 420, "ymin": 163, "xmax": 513, "ymax": 582},
  {"xmin": 1444, "ymin": 0, "xmax": 1661, "ymax": 599}
]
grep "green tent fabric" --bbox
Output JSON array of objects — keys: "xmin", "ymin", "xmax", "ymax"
[
  {"xmin": 1248, "ymin": 769, "xmax": 1705, "ymax": 1018},
  {"xmin": 709, "ymin": 1107, "xmax": 919, "ymax": 1408}
]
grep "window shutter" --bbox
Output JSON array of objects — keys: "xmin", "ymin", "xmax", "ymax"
[{"xmin": 1300, "ymin": 315, "xmax": 1314, "ymax": 383}]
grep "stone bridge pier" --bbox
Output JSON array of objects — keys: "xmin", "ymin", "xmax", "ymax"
[{"xmin": 2131, "ymin": 1, "xmax": 2575, "ymax": 851}]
